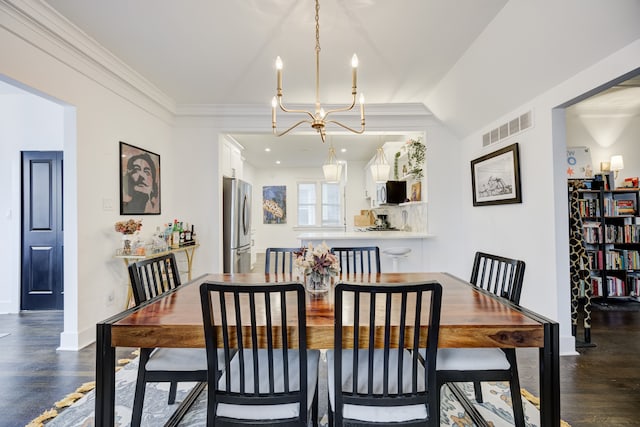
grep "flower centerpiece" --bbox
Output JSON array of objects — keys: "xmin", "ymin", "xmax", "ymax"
[
  {"xmin": 405, "ymin": 137, "xmax": 426, "ymax": 180},
  {"xmin": 114, "ymin": 219, "xmax": 142, "ymax": 254},
  {"xmin": 294, "ymin": 241, "xmax": 340, "ymax": 293}
]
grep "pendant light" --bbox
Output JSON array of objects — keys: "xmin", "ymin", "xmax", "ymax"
[
  {"xmin": 370, "ymin": 147, "xmax": 390, "ymax": 183},
  {"xmin": 323, "ymin": 145, "xmax": 342, "ymax": 183}
]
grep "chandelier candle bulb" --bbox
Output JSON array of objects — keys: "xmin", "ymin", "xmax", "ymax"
[
  {"xmin": 271, "ymin": 96, "xmax": 277, "ymax": 125},
  {"xmin": 275, "ymin": 56, "xmax": 283, "ymax": 94},
  {"xmin": 351, "ymin": 54, "xmax": 358, "ymax": 90},
  {"xmin": 360, "ymin": 94, "xmax": 365, "ymax": 121}
]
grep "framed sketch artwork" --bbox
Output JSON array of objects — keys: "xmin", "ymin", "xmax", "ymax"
[
  {"xmin": 471, "ymin": 143, "xmax": 521, "ymax": 207},
  {"xmin": 119, "ymin": 142, "xmax": 161, "ymax": 215}
]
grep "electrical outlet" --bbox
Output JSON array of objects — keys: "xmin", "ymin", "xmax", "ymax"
[{"xmin": 107, "ymin": 290, "xmax": 115, "ymax": 304}]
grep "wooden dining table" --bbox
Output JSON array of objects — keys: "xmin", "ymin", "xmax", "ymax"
[{"xmin": 95, "ymin": 272, "xmax": 560, "ymax": 427}]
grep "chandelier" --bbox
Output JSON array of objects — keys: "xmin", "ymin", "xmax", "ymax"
[{"xmin": 271, "ymin": 0, "xmax": 365, "ymax": 143}]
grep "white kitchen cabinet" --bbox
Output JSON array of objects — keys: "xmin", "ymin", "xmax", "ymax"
[{"xmin": 221, "ymin": 137, "xmax": 243, "ymax": 178}]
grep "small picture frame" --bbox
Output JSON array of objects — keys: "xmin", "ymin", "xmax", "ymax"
[
  {"xmin": 120, "ymin": 142, "xmax": 161, "ymax": 215},
  {"xmin": 410, "ymin": 182, "xmax": 421, "ymax": 202},
  {"xmin": 471, "ymin": 143, "xmax": 521, "ymax": 207}
]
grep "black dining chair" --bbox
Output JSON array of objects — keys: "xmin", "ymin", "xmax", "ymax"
[
  {"xmin": 199, "ymin": 281, "xmax": 320, "ymax": 426},
  {"xmin": 328, "ymin": 281, "xmax": 442, "ymax": 427},
  {"xmin": 433, "ymin": 251, "xmax": 526, "ymax": 427},
  {"xmin": 265, "ymin": 247, "xmax": 301, "ymax": 274},
  {"xmin": 330, "ymin": 246, "xmax": 381, "ymax": 274},
  {"xmin": 127, "ymin": 253, "xmax": 208, "ymax": 427}
]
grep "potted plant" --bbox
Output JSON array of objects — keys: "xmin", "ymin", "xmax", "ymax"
[{"xmin": 405, "ymin": 137, "xmax": 426, "ymax": 180}]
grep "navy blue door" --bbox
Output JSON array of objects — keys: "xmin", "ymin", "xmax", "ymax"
[{"xmin": 21, "ymin": 151, "xmax": 64, "ymax": 310}]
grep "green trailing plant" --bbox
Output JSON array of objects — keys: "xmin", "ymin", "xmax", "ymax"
[
  {"xmin": 406, "ymin": 137, "xmax": 426, "ymax": 180},
  {"xmin": 394, "ymin": 151, "xmax": 401, "ymax": 179}
]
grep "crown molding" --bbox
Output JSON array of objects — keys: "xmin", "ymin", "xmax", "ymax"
[{"xmin": 1, "ymin": 0, "xmax": 175, "ymax": 122}]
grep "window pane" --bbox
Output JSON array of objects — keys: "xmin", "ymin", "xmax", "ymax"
[
  {"xmin": 298, "ymin": 183, "xmax": 317, "ymax": 226},
  {"xmin": 299, "ymin": 205, "xmax": 316, "ymax": 226},
  {"xmin": 322, "ymin": 183, "xmax": 341, "ymax": 225},
  {"xmin": 298, "ymin": 183, "xmax": 316, "ymax": 204},
  {"xmin": 322, "ymin": 183, "xmax": 340, "ymax": 203}
]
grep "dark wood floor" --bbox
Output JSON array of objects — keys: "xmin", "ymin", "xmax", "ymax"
[{"xmin": 1, "ymin": 307, "xmax": 639, "ymax": 427}]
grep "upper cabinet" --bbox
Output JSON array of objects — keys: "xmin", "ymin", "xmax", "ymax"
[{"xmin": 221, "ymin": 137, "xmax": 243, "ymax": 178}]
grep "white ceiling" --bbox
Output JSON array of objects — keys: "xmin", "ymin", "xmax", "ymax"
[
  {"xmin": 34, "ymin": 1, "xmax": 640, "ymax": 167},
  {"xmin": 43, "ymin": 0, "xmax": 507, "ymax": 167}
]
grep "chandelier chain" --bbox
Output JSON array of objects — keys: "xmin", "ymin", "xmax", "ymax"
[{"xmin": 315, "ymin": 0, "xmax": 321, "ymax": 54}]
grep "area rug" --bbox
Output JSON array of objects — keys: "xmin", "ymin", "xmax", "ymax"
[{"xmin": 36, "ymin": 354, "xmax": 567, "ymax": 427}]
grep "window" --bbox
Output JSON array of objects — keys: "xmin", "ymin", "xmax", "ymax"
[{"xmin": 297, "ymin": 181, "xmax": 341, "ymax": 226}]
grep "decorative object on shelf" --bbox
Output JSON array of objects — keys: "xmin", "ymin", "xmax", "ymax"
[
  {"xmin": 271, "ymin": 0, "xmax": 365, "ymax": 143},
  {"xmin": 471, "ymin": 142, "xmax": 522, "ymax": 207},
  {"xmin": 323, "ymin": 145, "xmax": 342, "ymax": 183},
  {"xmin": 294, "ymin": 241, "xmax": 340, "ymax": 293},
  {"xmin": 411, "ymin": 182, "xmax": 421, "ymax": 202},
  {"xmin": 115, "ymin": 219, "xmax": 142, "ymax": 255},
  {"xmin": 263, "ymin": 185, "xmax": 286, "ymax": 224},
  {"xmin": 119, "ymin": 142, "xmax": 161, "ymax": 215},
  {"xmin": 405, "ymin": 137, "xmax": 426, "ymax": 180},
  {"xmin": 566, "ymin": 146, "xmax": 593, "ymax": 179},
  {"xmin": 610, "ymin": 154, "xmax": 624, "ymax": 179},
  {"xmin": 370, "ymin": 147, "xmax": 390, "ymax": 183}
]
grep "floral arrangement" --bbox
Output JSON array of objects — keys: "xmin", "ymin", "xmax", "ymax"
[
  {"xmin": 114, "ymin": 219, "xmax": 142, "ymax": 235},
  {"xmin": 405, "ymin": 137, "xmax": 426, "ymax": 180},
  {"xmin": 294, "ymin": 241, "xmax": 340, "ymax": 279}
]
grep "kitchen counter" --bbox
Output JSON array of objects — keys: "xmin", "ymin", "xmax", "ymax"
[
  {"xmin": 297, "ymin": 231, "xmax": 433, "ymax": 272},
  {"xmin": 297, "ymin": 231, "xmax": 432, "ymax": 240}
]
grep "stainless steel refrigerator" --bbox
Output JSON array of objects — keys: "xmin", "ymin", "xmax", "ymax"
[{"xmin": 223, "ymin": 177, "xmax": 252, "ymax": 273}]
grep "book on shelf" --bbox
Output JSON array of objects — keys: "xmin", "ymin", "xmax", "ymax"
[{"xmin": 615, "ymin": 199, "xmax": 635, "ymax": 215}]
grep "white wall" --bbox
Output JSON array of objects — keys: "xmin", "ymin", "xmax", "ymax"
[
  {"xmin": 432, "ymin": 39, "xmax": 640, "ymax": 355},
  {"xmin": 1, "ymin": 10, "xmax": 176, "ymax": 349},
  {"xmin": 567, "ymin": 109, "xmax": 640, "ymax": 187},
  {"xmin": 0, "ymin": 87, "xmax": 64, "ymax": 313}
]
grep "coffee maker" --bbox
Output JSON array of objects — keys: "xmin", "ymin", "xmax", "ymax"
[{"xmin": 374, "ymin": 213, "xmax": 389, "ymax": 230}]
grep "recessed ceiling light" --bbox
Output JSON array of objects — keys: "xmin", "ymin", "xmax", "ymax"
[
  {"xmin": 340, "ymin": 148, "xmax": 347, "ymax": 153},
  {"xmin": 265, "ymin": 148, "xmax": 271, "ymax": 152},
  {"xmin": 276, "ymin": 160, "xmax": 281, "ymax": 164}
]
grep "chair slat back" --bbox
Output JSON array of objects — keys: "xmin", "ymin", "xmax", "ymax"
[
  {"xmin": 128, "ymin": 253, "xmax": 181, "ymax": 305},
  {"xmin": 470, "ymin": 251, "xmax": 526, "ymax": 304},
  {"xmin": 331, "ymin": 246, "xmax": 381, "ymax": 274},
  {"xmin": 333, "ymin": 281, "xmax": 442, "ymax": 425},
  {"xmin": 265, "ymin": 247, "xmax": 300, "ymax": 274},
  {"xmin": 199, "ymin": 281, "xmax": 309, "ymax": 424}
]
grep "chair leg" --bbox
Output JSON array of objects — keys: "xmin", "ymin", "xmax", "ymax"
[
  {"xmin": 131, "ymin": 349, "xmax": 152, "ymax": 427},
  {"xmin": 473, "ymin": 380, "xmax": 484, "ymax": 403},
  {"xmin": 168, "ymin": 380, "xmax": 178, "ymax": 404},
  {"xmin": 504, "ymin": 349, "xmax": 526, "ymax": 427},
  {"xmin": 311, "ymin": 380, "xmax": 319, "ymax": 427}
]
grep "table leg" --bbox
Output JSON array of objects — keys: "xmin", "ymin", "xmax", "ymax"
[
  {"xmin": 95, "ymin": 322, "xmax": 116, "ymax": 427},
  {"xmin": 122, "ymin": 258, "xmax": 133, "ymax": 309},
  {"xmin": 184, "ymin": 247, "xmax": 196, "ymax": 281},
  {"xmin": 539, "ymin": 321, "xmax": 560, "ymax": 427}
]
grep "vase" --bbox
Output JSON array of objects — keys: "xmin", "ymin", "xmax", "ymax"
[
  {"xmin": 122, "ymin": 234, "xmax": 133, "ymax": 255},
  {"xmin": 306, "ymin": 272, "xmax": 331, "ymax": 294}
]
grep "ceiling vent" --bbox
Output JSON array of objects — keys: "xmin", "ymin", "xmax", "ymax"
[{"xmin": 482, "ymin": 110, "xmax": 533, "ymax": 147}]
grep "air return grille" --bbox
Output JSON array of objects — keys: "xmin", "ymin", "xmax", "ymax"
[{"xmin": 482, "ymin": 111, "xmax": 532, "ymax": 147}]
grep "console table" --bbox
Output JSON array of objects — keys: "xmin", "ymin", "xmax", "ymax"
[{"xmin": 115, "ymin": 244, "xmax": 199, "ymax": 308}]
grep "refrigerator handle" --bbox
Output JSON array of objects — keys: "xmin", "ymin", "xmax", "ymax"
[{"xmin": 242, "ymin": 194, "xmax": 250, "ymax": 235}]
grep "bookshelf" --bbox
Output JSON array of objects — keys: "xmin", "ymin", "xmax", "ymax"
[{"xmin": 578, "ymin": 187, "xmax": 640, "ymax": 300}]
